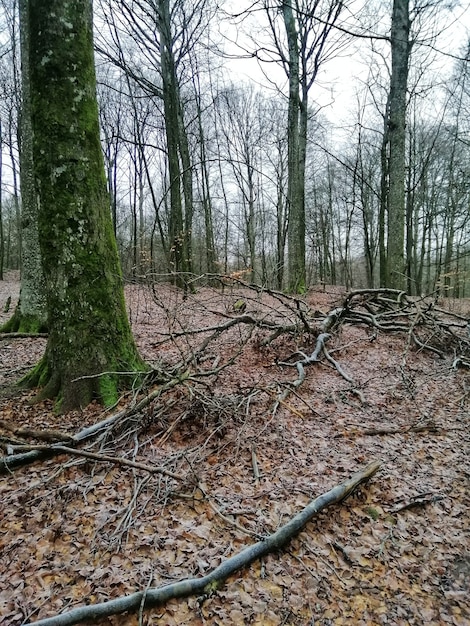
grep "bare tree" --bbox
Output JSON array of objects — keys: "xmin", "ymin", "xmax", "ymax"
[
  {"xmin": 96, "ymin": 0, "xmax": 217, "ymax": 289},
  {"xmin": 261, "ymin": 0, "xmax": 350, "ymax": 292},
  {"xmin": 383, "ymin": 0, "xmax": 411, "ymax": 289}
]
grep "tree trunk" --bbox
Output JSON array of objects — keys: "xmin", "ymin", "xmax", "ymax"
[
  {"xmin": 283, "ymin": 0, "xmax": 305, "ymax": 293},
  {"xmin": 386, "ymin": 0, "xmax": 410, "ymax": 290},
  {"xmin": 0, "ymin": 119, "xmax": 3, "ymax": 281},
  {"xmin": 1, "ymin": 0, "xmax": 47, "ymax": 332},
  {"xmin": 379, "ymin": 95, "xmax": 389, "ymax": 287},
  {"xmin": 190, "ymin": 62, "xmax": 217, "ymax": 278},
  {"xmin": 24, "ymin": 0, "xmax": 145, "ymax": 411},
  {"xmin": 158, "ymin": 0, "xmax": 193, "ymax": 290},
  {"xmin": 17, "ymin": 0, "xmax": 48, "ymax": 327}
]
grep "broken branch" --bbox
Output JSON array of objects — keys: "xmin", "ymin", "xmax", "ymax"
[
  {"xmin": 27, "ymin": 460, "xmax": 380, "ymax": 626},
  {"xmin": 8, "ymin": 444, "xmax": 186, "ymax": 482}
]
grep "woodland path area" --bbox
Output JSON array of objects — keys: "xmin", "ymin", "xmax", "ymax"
[{"xmin": 0, "ymin": 270, "xmax": 469, "ymax": 626}]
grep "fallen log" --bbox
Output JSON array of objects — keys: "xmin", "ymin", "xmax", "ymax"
[{"xmin": 27, "ymin": 460, "xmax": 381, "ymax": 626}]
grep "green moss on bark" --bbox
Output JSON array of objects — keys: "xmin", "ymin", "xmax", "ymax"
[
  {"xmin": 0, "ymin": 306, "xmax": 47, "ymax": 333},
  {"xmin": 22, "ymin": 349, "xmax": 148, "ymax": 412},
  {"xmin": 25, "ymin": 0, "xmax": 147, "ymax": 412}
]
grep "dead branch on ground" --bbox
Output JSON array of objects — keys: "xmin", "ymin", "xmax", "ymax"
[
  {"xmin": 0, "ymin": 332, "xmax": 48, "ymax": 340},
  {"xmin": 325, "ymin": 288, "xmax": 470, "ymax": 364},
  {"xmin": 337, "ymin": 418, "xmax": 440, "ymax": 437},
  {"xmin": 390, "ymin": 492, "xmax": 444, "ymax": 513},
  {"xmin": 27, "ymin": 460, "xmax": 380, "ymax": 626},
  {"xmin": 3, "ymin": 284, "xmax": 467, "ymax": 475},
  {"xmin": 6, "ymin": 444, "xmax": 187, "ymax": 482}
]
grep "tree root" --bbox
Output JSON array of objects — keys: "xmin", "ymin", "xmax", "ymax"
[{"xmin": 27, "ymin": 460, "xmax": 380, "ymax": 626}]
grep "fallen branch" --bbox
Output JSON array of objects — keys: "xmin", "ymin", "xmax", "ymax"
[
  {"xmin": 0, "ymin": 409, "xmax": 127, "ymax": 472},
  {"xmin": 0, "ymin": 420, "xmax": 74, "ymax": 443},
  {"xmin": 27, "ymin": 460, "xmax": 380, "ymax": 626},
  {"xmin": 8, "ymin": 445, "xmax": 186, "ymax": 482},
  {"xmin": 0, "ymin": 332, "xmax": 48, "ymax": 340},
  {"xmin": 277, "ymin": 332, "xmax": 331, "ymax": 403},
  {"xmin": 390, "ymin": 492, "xmax": 444, "ymax": 514},
  {"xmin": 338, "ymin": 419, "xmax": 439, "ymax": 437}
]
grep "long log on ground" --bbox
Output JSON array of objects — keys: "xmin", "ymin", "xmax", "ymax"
[{"xmin": 27, "ymin": 460, "xmax": 381, "ymax": 626}]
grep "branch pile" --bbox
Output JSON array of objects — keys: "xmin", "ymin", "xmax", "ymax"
[{"xmin": 322, "ymin": 288, "xmax": 470, "ymax": 364}]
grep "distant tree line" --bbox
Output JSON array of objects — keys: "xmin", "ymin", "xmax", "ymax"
[{"xmin": 0, "ymin": 0, "xmax": 469, "ymax": 297}]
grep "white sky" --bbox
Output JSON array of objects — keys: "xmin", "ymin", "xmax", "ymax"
[{"xmin": 220, "ymin": 0, "xmax": 470, "ymax": 128}]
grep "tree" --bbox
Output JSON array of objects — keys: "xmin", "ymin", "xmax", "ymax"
[
  {"xmin": 385, "ymin": 0, "xmax": 411, "ymax": 289},
  {"xmin": 0, "ymin": 118, "xmax": 3, "ymax": 280},
  {"xmin": 261, "ymin": 0, "xmax": 348, "ymax": 292},
  {"xmin": 216, "ymin": 86, "xmax": 264, "ymax": 282},
  {"xmin": 23, "ymin": 0, "xmax": 145, "ymax": 411},
  {"xmin": 1, "ymin": 0, "xmax": 47, "ymax": 332},
  {"xmin": 97, "ymin": 0, "xmax": 217, "ymax": 289}
]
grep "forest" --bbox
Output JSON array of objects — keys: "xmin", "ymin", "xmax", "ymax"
[
  {"xmin": 0, "ymin": 0, "xmax": 469, "ymax": 295},
  {"xmin": 0, "ymin": 0, "xmax": 469, "ymax": 625}
]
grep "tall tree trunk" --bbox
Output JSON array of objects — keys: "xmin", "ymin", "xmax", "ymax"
[
  {"xmin": 191, "ymin": 70, "xmax": 217, "ymax": 277},
  {"xmin": 386, "ymin": 0, "xmax": 410, "ymax": 290},
  {"xmin": 379, "ymin": 95, "xmax": 389, "ymax": 287},
  {"xmin": 0, "ymin": 119, "xmax": 3, "ymax": 281},
  {"xmin": 24, "ymin": 0, "xmax": 145, "ymax": 411},
  {"xmin": 1, "ymin": 0, "xmax": 47, "ymax": 331},
  {"xmin": 283, "ymin": 0, "xmax": 305, "ymax": 293},
  {"xmin": 17, "ymin": 0, "xmax": 47, "ymax": 329},
  {"xmin": 158, "ymin": 0, "xmax": 193, "ymax": 289},
  {"xmin": 276, "ymin": 175, "xmax": 288, "ymax": 290}
]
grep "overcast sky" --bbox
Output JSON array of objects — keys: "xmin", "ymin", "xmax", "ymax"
[{"xmin": 220, "ymin": 1, "xmax": 470, "ymax": 129}]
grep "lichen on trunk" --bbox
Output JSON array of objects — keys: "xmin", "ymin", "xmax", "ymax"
[{"xmin": 24, "ymin": 0, "xmax": 146, "ymax": 411}]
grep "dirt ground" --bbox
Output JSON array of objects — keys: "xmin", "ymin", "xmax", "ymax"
[{"xmin": 0, "ymin": 270, "xmax": 469, "ymax": 625}]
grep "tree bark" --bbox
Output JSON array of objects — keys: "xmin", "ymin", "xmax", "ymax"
[
  {"xmin": 157, "ymin": 0, "xmax": 193, "ymax": 289},
  {"xmin": 386, "ymin": 0, "xmax": 410, "ymax": 290},
  {"xmin": 24, "ymin": 0, "xmax": 145, "ymax": 411},
  {"xmin": 283, "ymin": 0, "xmax": 305, "ymax": 293},
  {"xmin": 1, "ymin": 0, "xmax": 48, "ymax": 333}
]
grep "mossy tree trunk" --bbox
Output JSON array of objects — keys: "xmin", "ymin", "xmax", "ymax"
[
  {"xmin": 24, "ymin": 0, "xmax": 146, "ymax": 411},
  {"xmin": 1, "ymin": 0, "xmax": 48, "ymax": 334}
]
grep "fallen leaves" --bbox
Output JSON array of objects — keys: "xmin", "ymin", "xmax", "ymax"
[{"xmin": 0, "ymin": 276, "xmax": 469, "ymax": 624}]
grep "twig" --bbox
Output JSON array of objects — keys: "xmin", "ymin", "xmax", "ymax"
[
  {"xmin": 251, "ymin": 444, "xmax": 260, "ymax": 486},
  {"xmin": 390, "ymin": 493, "xmax": 444, "ymax": 514}
]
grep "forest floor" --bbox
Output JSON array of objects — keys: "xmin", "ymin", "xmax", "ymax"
[{"xmin": 0, "ymin": 270, "xmax": 469, "ymax": 626}]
